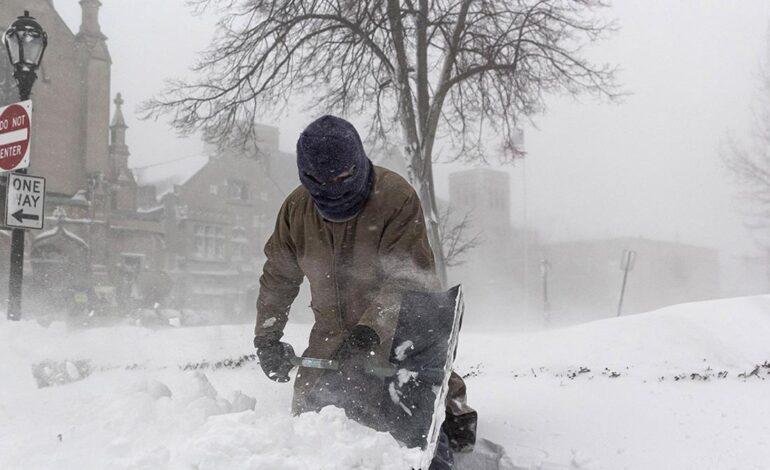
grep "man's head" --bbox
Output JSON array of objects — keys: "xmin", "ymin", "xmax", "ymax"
[{"xmin": 296, "ymin": 115, "xmax": 374, "ymax": 222}]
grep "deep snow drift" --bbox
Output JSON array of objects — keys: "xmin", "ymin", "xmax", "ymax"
[{"xmin": 1, "ymin": 295, "xmax": 769, "ymax": 469}]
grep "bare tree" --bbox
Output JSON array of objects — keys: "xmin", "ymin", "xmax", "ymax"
[
  {"xmin": 725, "ymin": 32, "xmax": 770, "ymax": 255},
  {"xmin": 143, "ymin": 0, "xmax": 619, "ymax": 285},
  {"xmin": 438, "ymin": 206, "xmax": 481, "ymax": 268}
]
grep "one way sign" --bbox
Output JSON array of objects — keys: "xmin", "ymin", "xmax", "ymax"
[{"xmin": 5, "ymin": 173, "xmax": 45, "ymax": 230}]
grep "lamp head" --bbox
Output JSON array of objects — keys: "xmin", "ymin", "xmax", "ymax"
[{"xmin": 3, "ymin": 11, "xmax": 48, "ymax": 73}]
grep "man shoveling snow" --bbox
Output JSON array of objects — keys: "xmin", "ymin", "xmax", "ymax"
[{"xmin": 252, "ymin": 115, "xmax": 477, "ymax": 468}]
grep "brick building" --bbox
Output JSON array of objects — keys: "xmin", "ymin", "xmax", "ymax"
[
  {"xmin": 1, "ymin": 0, "xmax": 164, "ymax": 318},
  {"xmin": 147, "ymin": 126, "xmax": 298, "ymax": 322}
]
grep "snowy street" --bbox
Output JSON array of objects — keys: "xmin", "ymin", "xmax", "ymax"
[
  {"xmin": 2, "ymin": 295, "xmax": 769, "ymax": 469},
  {"xmin": 3, "ymin": 1, "xmax": 770, "ymax": 469}
]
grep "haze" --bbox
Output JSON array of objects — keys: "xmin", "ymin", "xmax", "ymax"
[{"xmin": 53, "ymin": 0, "xmax": 770, "ymax": 288}]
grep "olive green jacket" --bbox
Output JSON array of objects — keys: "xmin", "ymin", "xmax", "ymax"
[{"xmin": 255, "ymin": 166, "xmax": 440, "ymax": 412}]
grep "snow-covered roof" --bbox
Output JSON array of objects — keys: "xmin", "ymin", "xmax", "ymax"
[
  {"xmin": 137, "ymin": 205, "xmax": 164, "ymax": 214},
  {"xmin": 71, "ymin": 190, "xmax": 90, "ymax": 205},
  {"xmin": 34, "ymin": 225, "xmax": 89, "ymax": 248},
  {"xmin": 132, "ymin": 154, "xmax": 210, "ymax": 196}
]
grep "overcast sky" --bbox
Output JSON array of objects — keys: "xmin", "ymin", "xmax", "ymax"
[{"xmin": 51, "ymin": 0, "xmax": 770, "ymax": 258}]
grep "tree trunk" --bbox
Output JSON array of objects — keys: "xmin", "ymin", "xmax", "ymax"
[
  {"xmin": 399, "ymin": 123, "xmax": 448, "ymax": 288},
  {"xmin": 419, "ymin": 160, "xmax": 448, "ymax": 289}
]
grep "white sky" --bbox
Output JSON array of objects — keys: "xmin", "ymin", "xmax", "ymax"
[{"xmin": 51, "ymin": 0, "xmax": 770, "ymax": 257}]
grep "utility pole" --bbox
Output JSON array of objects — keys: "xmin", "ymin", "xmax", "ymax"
[
  {"xmin": 617, "ymin": 249, "xmax": 636, "ymax": 317},
  {"xmin": 540, "ymin": 258, "xmax": 551, "ymax": 324}
]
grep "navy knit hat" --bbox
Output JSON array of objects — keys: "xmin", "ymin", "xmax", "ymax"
[{"xmin": 296, "ymin": 115, "xmax": 374, "ymax": 221}]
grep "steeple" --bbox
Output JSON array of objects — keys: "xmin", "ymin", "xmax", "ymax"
[
  {"xmin": 110, "ymin": 92, "xmax": 127, "ymax": 144},
  {"xmin": 109, "ymin": 93, "xmax": 131, "ymax": 182}
]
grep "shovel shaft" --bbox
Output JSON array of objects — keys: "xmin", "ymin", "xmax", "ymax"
[
  {"xmin": 290, "ymin": 354, "xmax": 442, "ymax": 379},
  {"xmin": 290, "ymin": 356, "xmax": 339, "ymax": 371}
]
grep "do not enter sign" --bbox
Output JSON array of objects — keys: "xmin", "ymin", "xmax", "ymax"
[{"xmin": 0, "ymin": 100, "xmax": 32, "ymax": 173}]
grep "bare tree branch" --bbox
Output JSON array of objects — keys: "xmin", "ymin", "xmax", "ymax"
[
  {"xmin": 438, "ymin": 205, "xmax": 481, "ymax": 267},
  {"xmin": 143, "ymin": 0, "xmax": 620, "ymax": 283},
  {"xmin": 724, "ymin": 29, "xmax": 770, "ymax": 259}
]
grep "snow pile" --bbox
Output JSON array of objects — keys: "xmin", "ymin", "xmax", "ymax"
[
  {"xmin": 0, "ymin": 321, "xmax": 421, "ymax": 470},
  {"xmin": 453, "ymin": 295, "xmax": 770, "ymax": 469},
  {"xmin": 176, "ymin": 405, "xmax": 421, "ymax": 470},
  {"xmin": 0, "ymin": 365, "xmax": 420, "ymax": 469},
  {"xmin": 2, "ymin": 294, "xmax": 769, "ymax": 469},
  {"xmin": 457, "ymin": 295, "xmax": 770, "ymax": 376}
]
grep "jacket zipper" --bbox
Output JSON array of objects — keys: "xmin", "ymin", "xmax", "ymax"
[{"xmin": 329, "ymin": 224, "xmax": 344, "ymax": 329}]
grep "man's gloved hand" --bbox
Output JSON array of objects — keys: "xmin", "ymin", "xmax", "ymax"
[{"xmin": 254, "ymin": 336, "xmax": 295, "ymax": 383}]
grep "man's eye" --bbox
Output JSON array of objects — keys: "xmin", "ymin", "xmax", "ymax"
[
  {"xmin": 335, "ymin": 165, "xmax": 356, "ymax": 182},
  {"xmin": 303, "ymin": 172, "xmax": 324, "ymax": 185}
]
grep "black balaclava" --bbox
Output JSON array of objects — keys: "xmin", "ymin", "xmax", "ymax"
[{"xmin": 296, "ymin": 115, "xmax": 374, "ymax": 222}]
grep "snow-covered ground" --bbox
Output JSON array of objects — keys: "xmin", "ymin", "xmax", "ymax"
[{"xmin": 1, "ymin": 295, "xmax": 769, "ymax": 469}]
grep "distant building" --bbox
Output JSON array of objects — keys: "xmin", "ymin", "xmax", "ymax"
[
  {"xmin": 1, "ymin": 0, "xmax": 110, "ymax": 195},
  {"xmin": 447, "ymin": 168, "xmax": 531, "ymax": 319},
  {"xmin": 449, "ymin": 168, "xmax": 512, "ymax": 237},
  {"xmin": 150, "ymin": 126, "xmax": 298, "ymax": 320},
  {"xmin": 1, "ymin": 1, "xmax": 165, "ymax": 316},
  {"xmin": 532, "ymin": 237, "xmax": 721, "ymax": 323}
]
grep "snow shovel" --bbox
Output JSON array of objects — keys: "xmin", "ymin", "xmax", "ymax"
[{"xmin": 290, "ymin": 286, "xmax": 465, "ymax": 469}]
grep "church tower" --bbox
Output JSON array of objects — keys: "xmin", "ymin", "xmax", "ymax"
[
  {"xmin": 108, "ymin": 93, "xmax": 137, "ymax": 211},
  {"xmin": 76, "ymin": 0, "xmax": 111, "ymax": 177},
  {"xmin": 109, "ymin": 93, "xmax": 130, "ymax": 179}
]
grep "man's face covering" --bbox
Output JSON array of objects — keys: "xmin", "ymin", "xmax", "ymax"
[{"xmin": 296, "ymin": 115, "xmax": 374, "ymax": 222}]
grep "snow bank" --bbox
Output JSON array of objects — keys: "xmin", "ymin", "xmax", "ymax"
[
  {"xmin": 2, "ymin": 295, "xmax": 769, "ymax": 469},
  {"xmin": 0, "ymin": 321, "xmax": 421, "ymax": 469},
  {"xmin": 0, "ymin": 365, "xmax": 420, "ymax": 469},
  {"xmin": 453, "ymin": 295, "xmax": 770, "ymax": 470},
  {"xmin": 457, "ymin": 295, "xmax": 770, "ymax": 375}
]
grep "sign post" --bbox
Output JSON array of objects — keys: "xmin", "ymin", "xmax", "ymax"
[
  {"xmin": 3, "ymin": 10, "xmax": 48, "ymax": 321},
  {"xmin": 1, "ymin": 100, "xmax": 34, "ymax": 321}
]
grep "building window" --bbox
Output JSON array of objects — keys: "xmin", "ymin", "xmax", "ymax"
[
  {"xmin": 209, "ymin": 185, "xmax": 218, "ymax": 195},
  {"xmin": 231, "ymin": 227, "xmax": 249, "ymax": 261},
  {"xmin": 194, "ymin": 224, "xmax": 225, "ymax": 260},
  {"xmin": 232, "ymin": 241, "xmax": 248, "ymax": 260},
  {"xmin": 121, "ymin": 254, "xmax": 144, "ymax": 277},
  {"xmin": 227, "ymin": 180, "xmax": 250, "ymax": 201}
]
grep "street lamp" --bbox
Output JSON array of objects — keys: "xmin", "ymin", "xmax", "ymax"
[
  {"xmin": 3, "ymin": 11, "xmax": 47, "ymax": 321},
  {"xmin": 3, "ymin": 10, "xmax": 47, "ymax": 101}
]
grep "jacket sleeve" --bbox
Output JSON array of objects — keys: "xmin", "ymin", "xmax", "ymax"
[
  {"xmin": 254, "ymin": 197, "xmax": 304, "ymax": 342},
  {"xmin": 357, "ymin": 190, "xmax": 440, "ymax": 342}
]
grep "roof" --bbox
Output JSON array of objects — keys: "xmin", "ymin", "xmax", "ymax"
[
  {"xmin": 34, "ymin": 225, "xmax": 89, "ymax": 248},
  {"xmin": 132, "ymin": 154, "xmax": 210, "ymax": 195}
]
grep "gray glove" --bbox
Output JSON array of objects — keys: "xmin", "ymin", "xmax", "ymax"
[{"xmin": 254, "ymin": 336, "xmax": 295, "ymax": 383}]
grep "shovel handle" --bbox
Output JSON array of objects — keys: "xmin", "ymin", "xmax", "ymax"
[
  {"xmin": 290, "ymin": 355, "xmax": 445, "ymax": 380},
  {"xmin": 289, "ymin": 355, "xmax": 339, "ymax": 371}
]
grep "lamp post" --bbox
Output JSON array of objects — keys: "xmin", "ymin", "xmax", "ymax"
[{"xmin": 3, "ymin": 11, "xmax": 47, "ymax": 320}]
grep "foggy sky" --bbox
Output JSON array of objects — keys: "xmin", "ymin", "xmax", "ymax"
[{"xmin": 50, "ymin": 0, "xmax": 770, "ymax": 258}]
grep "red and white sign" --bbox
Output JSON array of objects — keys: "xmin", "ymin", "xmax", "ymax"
[{"xmin": 0, "ymin": 100, "xmax": 32, "ymax": 173}]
